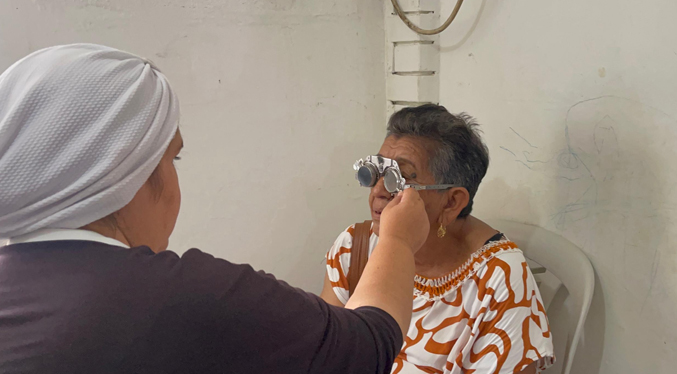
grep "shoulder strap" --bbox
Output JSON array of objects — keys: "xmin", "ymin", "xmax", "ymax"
[{"xmin": 348, "ymin": 220, "xmax": 372, "ymax": 297}]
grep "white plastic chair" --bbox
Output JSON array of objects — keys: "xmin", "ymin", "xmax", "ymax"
[{"xmin": 485, "ymin": 219, "xmax": 595, "ymax": 374}]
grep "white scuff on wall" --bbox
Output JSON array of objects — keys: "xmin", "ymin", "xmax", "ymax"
[
  {"xmin": 0, "ymin": 0, "xmax": 386, "ymax": 292},
  {"xmin": 436, "ymin": 0, "xmax": 677, "ymax": 373}
]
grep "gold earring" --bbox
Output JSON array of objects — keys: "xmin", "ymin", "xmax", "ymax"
[{"xmin": 437, "ymin": 223, "xmax": 446, "ymax": 238}]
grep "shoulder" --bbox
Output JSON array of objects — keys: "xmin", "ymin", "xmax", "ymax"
[
  {"xmin": 325, "ymin": 225, "xmax": 354, "ymax": 267},
  {"xmin": 475, "ymin": 240, "xmax": 528, "ymax": 277},
  {"xmin": 326, "ymin": 224, "xmax": 356, "ymax": 258},
  {"xmin": 475, "ymin": 241, "xmax": 540, "ymax": 304},
  {"xmin": 336, "ymin": 224, "xmax": 357, "ymax": 249},
  {"xmin": 489, "ymin": 245, "xmax": 529, "ymax": 271},
  {"xmin": 455, "ymin": 240, "xmax": 529, "ymax": 296},
  {"xmin": 129, "ymin": 247, "xmax": 282, "ymax": 302},
  {"xmin": 326, "ymin": 224, "xmax": 375, "ymax": 305},
  {"xmin": 326, "ymin": 222, "xmax": 379, "ymax": 263}
]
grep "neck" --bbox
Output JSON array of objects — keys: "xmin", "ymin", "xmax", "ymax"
[
  {"xmin": 80, "ymin": 221, "xmax": 131, "ymax": 248},
  {"xmin": 414, "ymin": 216, "xmax": 494, "ymax": 278}
]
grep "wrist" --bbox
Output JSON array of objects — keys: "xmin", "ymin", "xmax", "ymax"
[{"xmin": 376, "ymin": 236, "xmax": 416, "ymax": 255}]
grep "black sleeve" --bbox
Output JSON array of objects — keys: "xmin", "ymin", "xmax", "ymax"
[{"xmin": 171, "ymin": 248, "xmax": 403, "ymax": 374}]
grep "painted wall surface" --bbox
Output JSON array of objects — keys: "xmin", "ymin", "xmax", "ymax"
[
  {"xmin": 0, "ymin": 0, "xmax": 385, "ymax": 292},
  {"xmin": 437, "ymin": 0, "xmax": 677, "ymax": 373}
]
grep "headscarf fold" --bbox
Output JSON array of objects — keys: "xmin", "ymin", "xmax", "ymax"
[{"xmin": 0, "ymin": 44, "xmax": 180, "ymax": 237}]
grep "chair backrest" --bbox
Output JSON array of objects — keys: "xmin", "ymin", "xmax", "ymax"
[{"xmin": 485, "ymin": 219, "xmax": 595, "ymax": 374}]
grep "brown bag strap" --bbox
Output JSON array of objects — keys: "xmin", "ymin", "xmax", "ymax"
[{"xmin": 348, "ymin": 220, "xmax": 372, "ymax": 297}]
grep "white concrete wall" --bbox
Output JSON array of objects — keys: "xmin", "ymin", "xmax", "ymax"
[
  {"xmin": 437, "ymin": 0, "xmax": 677, "ymax": 373},
  {"xmin": 0, "ymin": 0, "xmax": 385, "ymax": 292}
]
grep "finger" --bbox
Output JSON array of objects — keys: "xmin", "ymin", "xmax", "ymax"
[
  {"xmin": 399, "ymin": 187, "xmax": 421, "ymax": 203},
  {"xmin": 387, "ymin": 193, "xmax": 404, "ymax": 207}
]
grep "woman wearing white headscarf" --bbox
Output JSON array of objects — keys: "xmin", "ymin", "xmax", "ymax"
[{"xmin": 0, "ymin": 44, "xmax": 430, "ymax": 374}]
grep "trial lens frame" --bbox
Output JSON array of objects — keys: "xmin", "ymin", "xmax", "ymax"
[{"xmin": 354, "ymin": 156, "xmax": 457, "ymax": 193}]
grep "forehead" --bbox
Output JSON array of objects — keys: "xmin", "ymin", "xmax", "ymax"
[{"xmin": 378, "ymin": 136, "xmax": 429, "ymax": 170}]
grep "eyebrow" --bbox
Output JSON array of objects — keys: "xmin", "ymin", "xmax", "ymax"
[{"xmin": 376, "ymin": 153, "xmax": 416, "ymax": 169}]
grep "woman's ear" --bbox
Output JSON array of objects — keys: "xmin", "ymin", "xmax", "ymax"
[{"xmin": 440, "ymin": 187, "xmax": 470, "ymax": 225}]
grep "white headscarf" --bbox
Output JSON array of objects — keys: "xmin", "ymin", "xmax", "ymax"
[{"xmin": 0, "ymin": 44, "xmax": 180, "ymax": 238}]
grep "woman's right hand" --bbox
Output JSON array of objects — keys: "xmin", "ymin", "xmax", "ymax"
[{"xmin": 378, "ymin": 188, "xmax": 430, "ymax": 253}]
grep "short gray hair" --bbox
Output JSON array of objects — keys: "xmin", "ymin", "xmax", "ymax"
[{"xmin": 386, "ymin": 104, "xmax": 489, "ymax": 217}]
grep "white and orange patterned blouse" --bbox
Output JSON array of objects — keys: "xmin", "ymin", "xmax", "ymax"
[{"xmin": 325, "ymin": 224, "xmax": 555, "ymax": 374}]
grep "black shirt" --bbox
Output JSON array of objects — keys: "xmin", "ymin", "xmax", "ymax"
[{"xmin": 0, "ymin": 240, "xmax": 402, "ymax": 374}]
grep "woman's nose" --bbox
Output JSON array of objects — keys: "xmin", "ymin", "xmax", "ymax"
[{"xmin": 371, "ymin": 176, "xmax": 392, "ymax": 199}]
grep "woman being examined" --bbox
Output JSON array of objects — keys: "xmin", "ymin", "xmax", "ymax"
[
  {"xmin": 321, "ymin": 105, "xmax": 555, "ymax": 374},
  {"xmin": 0, "ymin": 44, "xmax": 431, "ymax": 374}
]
